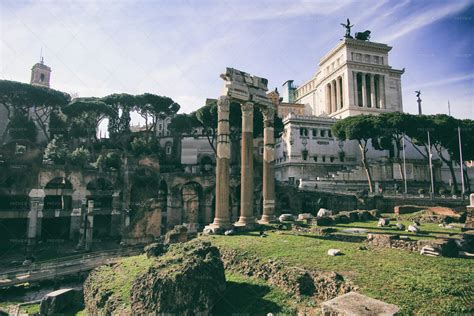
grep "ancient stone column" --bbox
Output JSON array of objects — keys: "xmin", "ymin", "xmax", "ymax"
[
  {"xmin": 235, "ymin": 101, "xmax": 256, "ymax": 229},
  {"xmin": 205, "ymin": 96, "xmax": 232, "ymax": 232},
  {"xmin": 259, "ymin": 107, "xmax": 276, "ymax": 224},
  {"xmin": 361, "ymin": 73, "xmax": 367, "ymax": 107},
  {"xmin": 336, "ymin": 77, "xmax": 341, "ymax": 110},
  {"xmin": 370, "ymin": 74, "xmax": 376, "ymax": 108},
  {"xmin": 331, "ymin": 80, "xmax": 337, "ymax": 113}
]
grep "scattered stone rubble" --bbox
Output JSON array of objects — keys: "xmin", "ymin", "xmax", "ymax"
[
  {"xmin": 40, "ymin": 288, "xmax": 83, "ymax": 315},
  {"xmin": 367, "ymin": 233, "xmax": 461, "ymax": 256}
]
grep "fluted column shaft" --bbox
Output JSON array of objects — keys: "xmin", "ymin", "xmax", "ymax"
[
  {"xmin": 259, "ymin": 107, "xmax": 276, "ymax": 224},
  {"xmin": 207, "ymin": 96, "xmax": 231, "ymax": 231},
  {"xmin": 235, "ymin": 101, "xmax": 255, "ymax": 228}
]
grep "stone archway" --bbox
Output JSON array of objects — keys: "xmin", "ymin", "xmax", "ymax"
[
  {"xmin": 86, "ymin": 178, "xmax": 114, "ymax": 239},
  {"xmin": 41, "ymin": 177, "xmax": 74, "ymax": 241},
  {"xmin": 44, "ymin": 177, "xmax": 73, "ymax": 211}
]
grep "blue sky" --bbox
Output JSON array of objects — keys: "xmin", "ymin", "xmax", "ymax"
[{"xmin": 1, "ymin": 0, "xmax": 473, "ymax": 123}]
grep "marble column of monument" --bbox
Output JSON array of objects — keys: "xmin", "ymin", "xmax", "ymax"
[
  {"xmin": 235, "ymin": 101, "xmax": 256, "ymax": 228},
  {"xmin": 361, "ymin": 73, "xmax": 367, "ymax": 107},
  {"xmin": 370, "ymin": 74, "xmax": 376, "ymax": 108},
  {"xmin": 205, "ymin": 96, "xmax": 232, "ymax": 232},
  {"xmin": 259, "ymin": 107, "xmax": 276, "ymax": 224},
  {"xmin": 336, "ymin": 77, "xmax": 341, "ymax": 110},
  {"xmin": 331, "ymin": 80, "xmax": 336, "ymax": 113},
  {"xmin": 379, "ymin": 76, "xmax": 386, "ymax": 109},
  {"xmin": 353, "ymin": 72, "xmax": 359, "ymax": 106}
]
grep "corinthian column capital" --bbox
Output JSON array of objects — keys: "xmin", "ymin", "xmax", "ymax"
[
  {"xmin": 261, "ymin": 107, "xmax": 275, "ymax": 125},
  {"xmin": 217, "ymin": 96, "xmax": 230, "ymax": 113},
  {"xmin": 241, "ymin": 101, "xmax": 254, "ymax": 117}
]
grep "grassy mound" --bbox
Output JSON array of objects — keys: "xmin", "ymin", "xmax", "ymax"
[{"xmin": 203, "ymin": 226, "xmax": 473, "ymax": 315}]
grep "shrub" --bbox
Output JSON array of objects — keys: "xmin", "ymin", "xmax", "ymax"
[
  {"xmin": 8, "ymin": 111, "xmax": 37, "ymax": 142},
  {"xmin": 43, "ymin": 136, "xmax": 70, "ymax": 164},
  {"xmin": 70, "ymin": 147, "xmax": 90, "ymax": 167},
  {"xmin": 96, "ymin": 151, "xmax": 121, "ymax": 170},
  {"xmin": 130, "ymin": 136, "xmax": 161, "ymax": 157}
]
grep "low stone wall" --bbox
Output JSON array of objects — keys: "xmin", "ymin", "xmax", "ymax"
[
  {"xmin": 367, "ymin": 233, "xmax": 458, "ymax": 256},
  {"xmin": 313, "ymin": 210, "xmax": 379, "ymax": 226}
]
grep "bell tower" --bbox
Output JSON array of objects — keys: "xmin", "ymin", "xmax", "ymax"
[{"xmin": 30, "ymin": 56, "xmax": 51, "ymax": 88}]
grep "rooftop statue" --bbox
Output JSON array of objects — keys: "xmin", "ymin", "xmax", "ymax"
[
  {"xmin": 340, "ymin": 18, "xmax": 354, "ymax": 38},
  {"xmin": 355, "ymin": 30, "xmax": 371, "ymax": 41}
]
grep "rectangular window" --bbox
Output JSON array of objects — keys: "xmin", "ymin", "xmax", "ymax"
[
  {"xmin": 330, "ymin": 157, "xmax": 335, "ymax": 163},
  {"xmin": 328, "ymin": 130, "xmax": 332, "ymax": 138},
  {"xmin": 322, "ymin": 156, "xmax": 326, "ymax": 162},
  {"xmin": 320, "ymin": 130, "xmax": 326, "ymax": 137},
  {"xmin": 312, "ymin": 129, "xmax": 317, "ymax": 137}
]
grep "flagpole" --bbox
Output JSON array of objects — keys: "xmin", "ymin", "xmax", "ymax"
[
  {"xmin": 402, "ymin": 133, "xmax": 407, "ymax": 195},
  {"xmin": 427, "ymin": 131, "xmax": 434, "ymax": 200},
  {"xmin": 458, "ymin": 126, "xmax": 465, "ymax": 198}
]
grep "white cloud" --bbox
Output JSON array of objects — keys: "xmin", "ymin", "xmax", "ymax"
[
  {"xmin": 379, "ymin": 0, "xmax": 471, "ymax": 43},
  {"xmin": 405, "ymin": 73, "xmax": 474, "ymax": 90}
]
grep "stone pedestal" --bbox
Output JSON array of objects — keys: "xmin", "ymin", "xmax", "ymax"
[
  {"xmin": 321, "ymin": 292, "xmax": 400, "ymax": 316},
  {"xmin": 85, "ymin": 200, "xmax": 94, "ymax": 251},
  {"xmin": 27, "ymin": 189, "xmax": 45, "ymax": 247},
  {"xmin": 259, "ymin": 107, "xmax": 276, "ymax": 225},
  {"xmin": 463, "ymin": 193, "xmax": 474, "ymax": 231},
  {"xmin": 235, "ymin": 102, "xmax": 256, "ymax": 229},
  {"xmin": 205, "ymin": 96, "xmax": 232, "ymax": 233}
]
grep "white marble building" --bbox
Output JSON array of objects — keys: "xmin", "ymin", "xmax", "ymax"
[
  {"xmin": 275, "ymin": 37, "xmax": 472, "ymax": 191},
  {"xmin": 292, "ymin": 38, "xmax": 404, "ymax": 118}
]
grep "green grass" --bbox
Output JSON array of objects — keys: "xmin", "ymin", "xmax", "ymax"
[
  {"xmin": 87, "ymin": 254, "xmax": 154, "ymax": 308},
  {"xmin": 213, "ymin": 272, "xmax": 298, "ymax": 315},
  {"xmin": 19, "ymin": 302, "xmax": 40, "ymax": 314},
  {"xmin": 203, "ymin": 228, "xmax": 474, "ymax": 315},
  {"xmin": 329, "ymin": 213, "xmax": 463, "ymax": 240}
]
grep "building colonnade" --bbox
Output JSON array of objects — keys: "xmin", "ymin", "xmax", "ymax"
[
  {"xmin": 353, "ymin": 72, "xmax": 386, "ymax": 109},
  {"xmin": 325, "ymin": 72, "xmax": 386, "ymax": 114},
  {"xmin": 325, "ymin": 76, "xmax": 344, "ymax": 114}
]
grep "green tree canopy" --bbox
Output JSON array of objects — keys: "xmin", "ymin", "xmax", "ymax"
[
  {"xmin": 0, "ymin": 80, "xmax": 70, "ymax": 143},
  {"xmin": 333, "ymin": 114, "xmax": 379, "ymax": 192}
]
